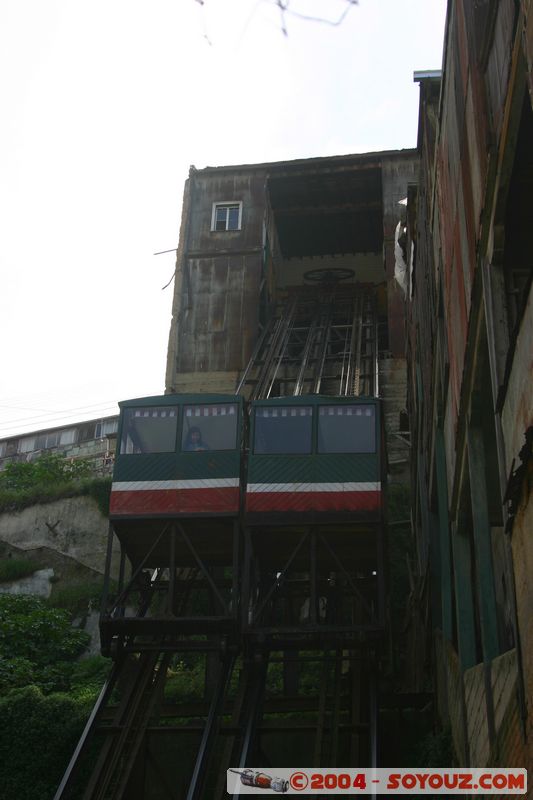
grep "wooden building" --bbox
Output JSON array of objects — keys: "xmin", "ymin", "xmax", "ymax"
[{"xmin": 407, "ymin": 0, "xmax": 533, "ymax": 770}]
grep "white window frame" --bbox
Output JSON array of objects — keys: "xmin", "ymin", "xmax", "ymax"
[
  {"xmin": 95, "ymin": 419, "xmax": 118, "ymax": 439},
  {"xmin": 211, "ymin": 201, "xmax": 243, "ymax": 232},
  {"xmin": 18, "ymin": 436, "xmax": 36, "ymax": 454}
]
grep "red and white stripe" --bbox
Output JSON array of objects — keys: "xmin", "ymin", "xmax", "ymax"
[
  {"xmin": 245, "ymin": 481, "xmax": 381, "ymax": 513},
  {"xmin": 110, "ymin": 478, "xmax": 239, "ymax": 516}
]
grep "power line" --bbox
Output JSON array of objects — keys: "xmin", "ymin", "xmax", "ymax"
[{"xmin": 0, "ymin": 401, "xmax": 121, "ymax": 432}]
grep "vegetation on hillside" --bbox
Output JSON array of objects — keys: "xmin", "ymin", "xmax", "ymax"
[
  {"xmin": 0, "ymin": 556, "xmax": 39, "ymax": 583},
  {"xmin": 0, "ymin": 454, "xmax": 114, "ymax": 796},
  {"xmin": 0, "ymin": 593, "xmax": 111, "ymax": 799},
  {"xmin": 0, "ymin": 452, "xmax": 111, "ymax": 515}
]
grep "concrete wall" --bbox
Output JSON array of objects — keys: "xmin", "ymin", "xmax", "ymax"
[
  {"xmin": 0, "ymin": 496, "xmax": 118, "ymax": 578},
  {"xmin": 0, "ymin": 567, "xmax": 54, "ymax": 598}
]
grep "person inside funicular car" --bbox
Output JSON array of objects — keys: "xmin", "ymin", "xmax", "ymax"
[{"xmin": 184, "ymin": 426, "xmax": 210, "ymax": 452}]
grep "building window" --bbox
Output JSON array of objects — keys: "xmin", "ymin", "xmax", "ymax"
[
  {"xmin": 35, "ymin": 432, "xmax": 60, "ymax": 450},
  {"xmin": 211, "ymin": 202, "xmax": 242, "ymax": 232},
  {"xmin": 18, "ymin": 437, "xmax": 36, "ymax": 454},
  {"xmin": 95, "ymin": 419, "xmax": 118, "ymax": 439},
  {"xmin": 59, "ymin": 429, "xmax": 77, "ymax": 446}
]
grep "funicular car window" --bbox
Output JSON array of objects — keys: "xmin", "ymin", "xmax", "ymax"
[
  {"xmin": 318, "ymin": 405, "xmax": 376, "ymax": 453},
  {"xmin": 120, "ymin": 407, "xmax": 178, "ymax": 454},
  {"xmin": 254, "ymin": 406, "xmax": 313, "ymax": 454},
  {"xmin": 181, "ymin": 404, "xmax": 238, "ymax": 452}
]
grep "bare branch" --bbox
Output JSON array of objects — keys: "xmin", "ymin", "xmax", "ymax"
[
  {"xmin": 194, "ymin": 0, "xmax": 358, "ymax": 41},
  {"xmin": 272, "ymin": 0, "xmax": 358, "ymax": 34}
]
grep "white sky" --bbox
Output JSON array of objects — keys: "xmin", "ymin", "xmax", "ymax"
[{"xmin": 0, "ymin": 0, "xmax": 447, "ymax": 438}]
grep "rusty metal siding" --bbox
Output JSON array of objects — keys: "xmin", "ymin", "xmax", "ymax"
[
  {"xmin": 187, "ymin": 171, "xmax": 267, "ymax": 253},
  {"xmin": 464, "ymin": 77, "xmax": 484, "ymax": 232},
  {"xmin": 176, "ymin": 252, "xmax": 262, "ymax": 377},
  {"xmin": 409, "ymin": 0, "xmax": 533, "ymax": 773},
  {"xmin": 485, "ymin": 0, "xmax": 518, "ymax": 140},
  {"xmin": 168, "ymin": 168, "xmax": 267, "ymax": 389}
]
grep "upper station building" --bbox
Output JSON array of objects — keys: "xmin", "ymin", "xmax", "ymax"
[
  {"xmin": 406, "ymin": 0, "xmax": 533, "ymax": 771},
  {"xmin": 164, "ymin": 150, "xmax": 418, "ymax": 474}
]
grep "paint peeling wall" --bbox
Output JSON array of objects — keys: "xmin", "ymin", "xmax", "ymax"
[
  {"xmin": 166, "ymin": 167, "xmax": 266, "ymax": 395},
  {"xmin": 408, "ymin": 0, "xmax": 533, "ymax": 772}
]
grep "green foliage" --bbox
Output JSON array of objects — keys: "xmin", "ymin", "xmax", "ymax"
[
  {"xmin": 49, "ymin": 580, "xmax": 107, "ymax": 615},
  {"xmin": 0, "ymin": 475, "xmax": 112, "ymax": 515},
  {"xmin": 0, "ymin": 481, "xmax": 73, "ymax": 511},
  {"xmin": 164, "ymin": 658, "xmax": 206, "ymax": 703},
  {"xmin": 0, "ymin": 557, "xmax": 38, "ymax": 583},
  {"xmin": 0, "ymin": 656, "xmax": 35, "ymax": 692},
  {"xmin": 0, "ymin": 593, "xmax": 110, "ymax": 798},
  {"xmin": 0, "ymin": 452, "xmax": 112, "ymax": 515},
  {"xmin": 0, "ymin": 595, "xmax": 89, "ymax": 693},
  {"xmin": 69, "ymin": 655, "xmax": 112, "ymax": 694},
  {"xmin": 82, "ymin": 477, "xmax": 112, "ymax": 517},
  {"xmin": 0, "ymin": 686, "xmax": 93, "ymax": 800},
  {"xmin": 0, "ymin": 452, "xmax": 91, "ymax": 491}
]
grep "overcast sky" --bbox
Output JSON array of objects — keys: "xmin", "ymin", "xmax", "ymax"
[{"xmin": 0, "ymin": 0, "xmax": 447, "ymax": 438}]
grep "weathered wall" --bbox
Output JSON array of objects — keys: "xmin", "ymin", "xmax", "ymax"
[
  {"xmin": 408, "ymin": 0, "xmax": 533, "ymax": 774},
  {"xmin": 381, "ymin": 156, "xmax": 419, "ymax": 358},
  {"xmin": 464, "ymin": 663, "xmax": 490, "ymax": 766},
  {"xmin": 464, "ymin": 650, "xmax": 530, "ymax": 767},
  {"xmin": 501, "ymin": 286, "xmax": 533, "ymax": 473},
  {"xmin": 379, "ymin": 358, "xmax": 409, "ymax": 480},
  {"xmin": 0, "ymin": 567, "xmax": 54, "ymax": 598},
  {"xmin": 166, "ymin": 167, "xmax": 267, "ymax": 395},
  {"xmin": 0, "ymin": 496, "xmax": 117, "ymax": 577},
  {"xmin": 167, "ymin": 155, "xmax": 417, "ymax": 399},
  {"xmin": 510, "ymin": 487, "xmax": 533, "ymax": 764}
]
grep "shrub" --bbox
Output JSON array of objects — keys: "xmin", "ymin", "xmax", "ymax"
[
  {"xmin": 0, "ymin": 453, "xmax": 112, "ymax": 516},
  {"xmin": 164, "ymin": 658, "xmax": 206, "ymax": 703},
  {"xmin": 0, "ymin": 686, "xmax": 92, "ymax": 800},
  {"xmin": 70, "ymin": 655, "xmax": 112, "ymax": 695},
  {"xmin": 0, "ymin": 476, "xmax": 112, "ymax": 515},
  {"xmin": 0, "ymin": 453, "xmax": 91, "ymax": 491},
  {"xmin": 0, "ymin": 594, "xmax": 89, "ymax": 669},
  {"xmin": 0, "ymin": 557, "xmax": 38, "ymax": 583},
  {"xmin": 0, "ymin": 656, "xmax": 35, "ymax": 693},
  {"xmin": 49, "ymin": 580, "xmax": 107, "ymax": 614}
]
